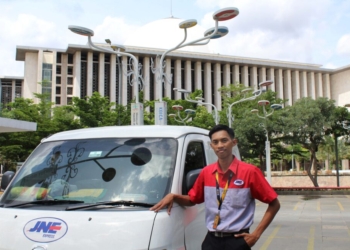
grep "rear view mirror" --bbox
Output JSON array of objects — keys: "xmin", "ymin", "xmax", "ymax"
[
  {"xmin": 1, "ymin": 171, "xmax": 15, "ymax": 191},
  {"xmin": 184, "ymin": 169, "xmax": 202, "ymax": 194}
]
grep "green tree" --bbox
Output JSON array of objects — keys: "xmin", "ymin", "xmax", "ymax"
[
  {"xmin": 282, "ymin": 97, "xmax": 337, "ymax": 187},
  {"xmin": 0, "ymin": 92, "xmax": 57, "ymax": 167},
  {"xmin": 69, "ymin": 92, "xmax": 130, "ymax": 127}
]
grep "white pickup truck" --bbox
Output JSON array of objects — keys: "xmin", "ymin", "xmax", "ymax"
[{"xmin": 0, "ymin": 125, "xmax": 240, "ymax": 250}]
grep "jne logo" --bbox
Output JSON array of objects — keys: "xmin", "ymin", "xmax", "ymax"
[
  {"xmin": 23, "ymin": 217, "xmax": 68, "ymax": 243},
  {"xmin": 29, "ymin": 221, "xmax": 62, "ymax": 234}
]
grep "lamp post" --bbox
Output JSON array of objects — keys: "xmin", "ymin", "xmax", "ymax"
[
  {"xmin": 251, "ymin": 100, "xmax": 283, "ymax": 184},
  {"xmin": 68, "ymin": 25, "xmax": 144, "ymax": 125},
  {"xmin": 174, "ymin": 88, "xmax": 220, "ymax": 124},
  {"xmin": 168, "ymin": 105, "xmax": 196, "ymax": 125},
  {"xmin": 227, "ymin": 80, "xmax": 273, "ymax": 128},
  {"xmin": 152, "ymin": 7, "xmax": 239, "ymax": 125}
]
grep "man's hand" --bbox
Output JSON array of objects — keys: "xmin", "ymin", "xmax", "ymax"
[
  {"xmin": 234, "ymin": 232, "xmax": 259, "ymax": 247},
  {"xmin": 150, "ymin": 193, "xmax": 174, "ymax": 215}
]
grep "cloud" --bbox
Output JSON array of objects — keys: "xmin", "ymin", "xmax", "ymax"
[
  {"xmin": 0, "ymin": 14, "xmax": 62, "ymax": 75},
  {"xmin": 197, "ymin": 0, "xmax": 332, "ymax": 64},
  {"xmin": 336, "ymin": 34, "xmax": 350, "ymax": 56},
  {"xmin": 1, "ymin": 14, "xmax": 55, "ymax": 43},
  {"xmin": 52, "ymin": 1, "xmax": 84, "ymax": 20},
  {"xmin": 93, "ymin": 16, "xmax": 139, "ymax": 45}
]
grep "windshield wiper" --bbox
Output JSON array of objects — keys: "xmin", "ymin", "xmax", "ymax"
[
  {"xmin": 3, "ymin": 199, "xmax": 84, "ymax": 208},
  {"xmin": 65, "ymin": 200, "xmax": 154, "ymax": 211}
]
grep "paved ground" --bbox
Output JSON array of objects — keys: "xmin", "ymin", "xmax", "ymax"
[{"xmin": 251, "ymin": 195, "xmax": 350, "ymax": 250}]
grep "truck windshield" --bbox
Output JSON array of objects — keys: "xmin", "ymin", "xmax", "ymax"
[{"xmin": 1, "ymin": 138, "xmax": 177, "ymax": 207}]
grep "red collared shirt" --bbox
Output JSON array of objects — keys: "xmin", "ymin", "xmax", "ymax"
[{"xmin": 188, "ymin": 157, "xmax": 277, "ymax": 232}]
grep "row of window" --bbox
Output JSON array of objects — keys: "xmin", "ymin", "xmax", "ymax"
[
  {"xmin": 56, "ymin": 65, "xmax": 73, "ymax": 75},
  {"xmin": 0, "ymin": 82, "xmax": 22, "ymax": 107},
  {"xmin": 56, "ymin": 53, "xmax": 74, "ymax": 65}
]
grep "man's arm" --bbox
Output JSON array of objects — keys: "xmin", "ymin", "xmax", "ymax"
[
  {"xmin": 150, "ymin": 193, "xmax": 195, "ymax": 215},
  {"xmin": 235, "ymin": 198, "xmax": 280, "ymax": 247}
]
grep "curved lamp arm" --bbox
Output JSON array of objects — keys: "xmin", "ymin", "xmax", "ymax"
[{"xmin": 86, "ymin": 36, "xmax": 140, "ymax": 103}]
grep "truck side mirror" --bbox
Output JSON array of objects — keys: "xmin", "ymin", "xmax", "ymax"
[
  {"xmin": 184, "ymin": 169, "xmax": 202, "ymax": 194},
  {"xmin": 1, "ymin": 171, "xmax": 15, "ymax": 191}
]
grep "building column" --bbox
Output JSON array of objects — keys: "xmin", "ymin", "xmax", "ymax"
[
  {"xmin": 283, "ymin": 69, "xmax": 292, "ymax": 106},
  {"xmin": 174, "ymin": 59, "xmax": 182, "ymax": 100},
  {"xmin": 154, "ymin": 57, "xmax": 161, "ymax": 101},
  {"xmin": 300, "ymin": 71, "xmax": 308, "ymax": 98},
  {"xmin": 98, "ymin": 53, "xmax": 105, "ymax": 96},
  {"xmin": 267, "ymin": 68, "xmax": 275, "ymax": 91},
  {"xmin": 275, "ymin": 69, "xmax": 283, "ymax": 100},
  {"xmin": 259, "ymin": 67, "xmax": 266, "ymax": 84},
  {"xmin": 214, "ymin": 63, "xmax": 221, "ymax": 110},
  {"xmin": 36, "ymin": 50, "xmax": 43, "ymax": 96},
  {"xmin": 232, "ymin": 65, "xmax": 239, "ymax": 84},
  {"xmin": 110, "ymin": 54, "xmax": 116, "ymax": 104},
  {"xmin": 132, "ymin": 55, "xmax": 139, "ymax": 102},
  {"xmin": 61, "ymin": 54, "xmax": 68, "ymax": 105},
  {"xmin": 121, "ymin": 56, "xmax": 128, "ymax": 106},
  {"xmin": 195, "ymin": 61, "xmax": 202, "ymax": 91},
  {"xmin": 142, "ymin": 57, "xmax": 150, "ymax": 102},
  {"xmin": 307, "ymin": 72, "xmax": 316, "ymax": 99},
  {"xmin": 23, "ymin": 52, "xmax": 39, "ymax": 101},
  {"xmin": 51, "ymin": 51, "xmax": 57, "ymax": 104},
  {"xmin": 292, "ymin": 70, "xmax": 300, "ymax": 103},
  {"xmin": 204, "ymin": 62, "xmax": 212, "ymax": 112},
  {"xmin": 87, "ymin": 51, "xmax": 93, "ymax": 97},
  {"xmin": 315, "ymin": 72, "xmax": 323, "ymax": 98},
  {"xmin": 164, "ymin": 58, "xmax": 172, "ymax": 98},
  {"xmin": 185, "ymin": 60, "xmax": 192, "ymax": 93},
  {"xmin": 223, "ymin": 64, "xmax": 231, "ymax": 88},
  {"xmin": 250, "ymin": 66, "xmax": 258, "ymax": 89},
  {"xmin": 11, "ymin": 80, "xmax": 16, "ymax": 102},
  {"xmin": 73, "ymin": 51, "xmax": 81, "ymax": 98},
  {"xmin": 242, "ymin": 66, "xmax": 249, "ymax": 87},
  {"xmin": 323, "ymin": 73, "xmax": 331, "ymax": 99}
]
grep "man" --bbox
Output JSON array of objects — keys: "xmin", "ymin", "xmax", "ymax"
[{"xmin": 150, "ymin": 124, "xmax": 280, "ymax": 250}]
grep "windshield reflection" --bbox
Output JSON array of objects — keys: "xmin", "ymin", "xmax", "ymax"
[{"xmin": 1, "ymin": 138, "xmax": 177, "ymax": 207}]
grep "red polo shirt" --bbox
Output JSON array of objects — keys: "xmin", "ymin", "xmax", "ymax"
[{"xmin": 188, "ymin": 157, "xmax": 277, "ymax": 232}]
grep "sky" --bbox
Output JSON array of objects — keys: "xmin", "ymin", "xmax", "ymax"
[{"xmin": 1, "ymin": 0, "xmax": 350, "ymax": 77}]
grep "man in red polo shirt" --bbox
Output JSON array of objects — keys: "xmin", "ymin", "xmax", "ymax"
[{"xmin": 151, "ymin": 124, "xmax": 280, "ymax": 250}]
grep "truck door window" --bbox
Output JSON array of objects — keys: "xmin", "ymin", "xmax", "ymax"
[{"xmin": 183, "ymin": 141, "xmax": 206, "ymax": 195}]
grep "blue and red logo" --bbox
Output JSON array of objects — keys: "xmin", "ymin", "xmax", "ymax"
[{"xmin": 23, "ymin": 217, "xmax": 68, "ymax": 243}]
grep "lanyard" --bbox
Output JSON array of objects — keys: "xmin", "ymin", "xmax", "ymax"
[{"xmin": 215, "ymin": 171, "xmax": 233, "ymax": 211}]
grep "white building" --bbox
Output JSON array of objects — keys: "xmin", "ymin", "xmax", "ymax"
[{"xmin": 2, "ymin": 17, "xmax": 350, "ymax": 110}]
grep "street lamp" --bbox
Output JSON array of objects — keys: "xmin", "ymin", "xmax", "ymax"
[
  {"xmin": 251, "ymin": 100, "xmax": 283, "ymax": 184},
  {"xmin": 152, "ymin": 7, "xmax": 239, "ymax": 125},
  {"xmin": 227, "ymin": 80, "xmax": 273, "ymax": 128},
  {"xmin": 168, "ymin": 105, "xmax": 196, "ymax": 125},
  {"xmin": 68, "ymin": 25, "xmax": 144, "ymax": 125},
  {"xmin": 174, "ymin": 88, "xmax": 220, "ymax": 124}
]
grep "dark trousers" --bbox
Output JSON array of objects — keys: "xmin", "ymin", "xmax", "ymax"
[{"xmin": 201, "ymin": 232, "xmax": 251, "ymax": 250}]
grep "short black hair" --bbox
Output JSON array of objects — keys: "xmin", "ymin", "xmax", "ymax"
[{"xmin": 209, "ymin": 124, "xmax": 235, "ymax": 139}]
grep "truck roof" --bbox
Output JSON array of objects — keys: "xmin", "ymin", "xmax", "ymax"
[{"xmin": 42, "ymin": 125, "xmax": 210, "ymax": 142}]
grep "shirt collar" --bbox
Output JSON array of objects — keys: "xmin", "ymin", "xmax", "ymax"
[{"xmin": 212, "ymin": 156, "xmax": 238, "ymax": 175}]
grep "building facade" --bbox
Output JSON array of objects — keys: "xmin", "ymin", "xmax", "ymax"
[
  {"xmin": 3, "ymin": 17, "xmax": 350, "ymax": 111},
  {"xmin": 11, "ymin": 44, "xmax": 350, "ymax": 112}
]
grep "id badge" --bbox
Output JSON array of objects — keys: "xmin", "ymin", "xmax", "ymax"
[{"xmin": 212, "ymin": 214, "xmax": 220, "ymax": 229}]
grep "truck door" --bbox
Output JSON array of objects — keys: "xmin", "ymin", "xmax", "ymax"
[{"xmin": 181, "ymin": 134, "xmax": 213, "ymax": 249}]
